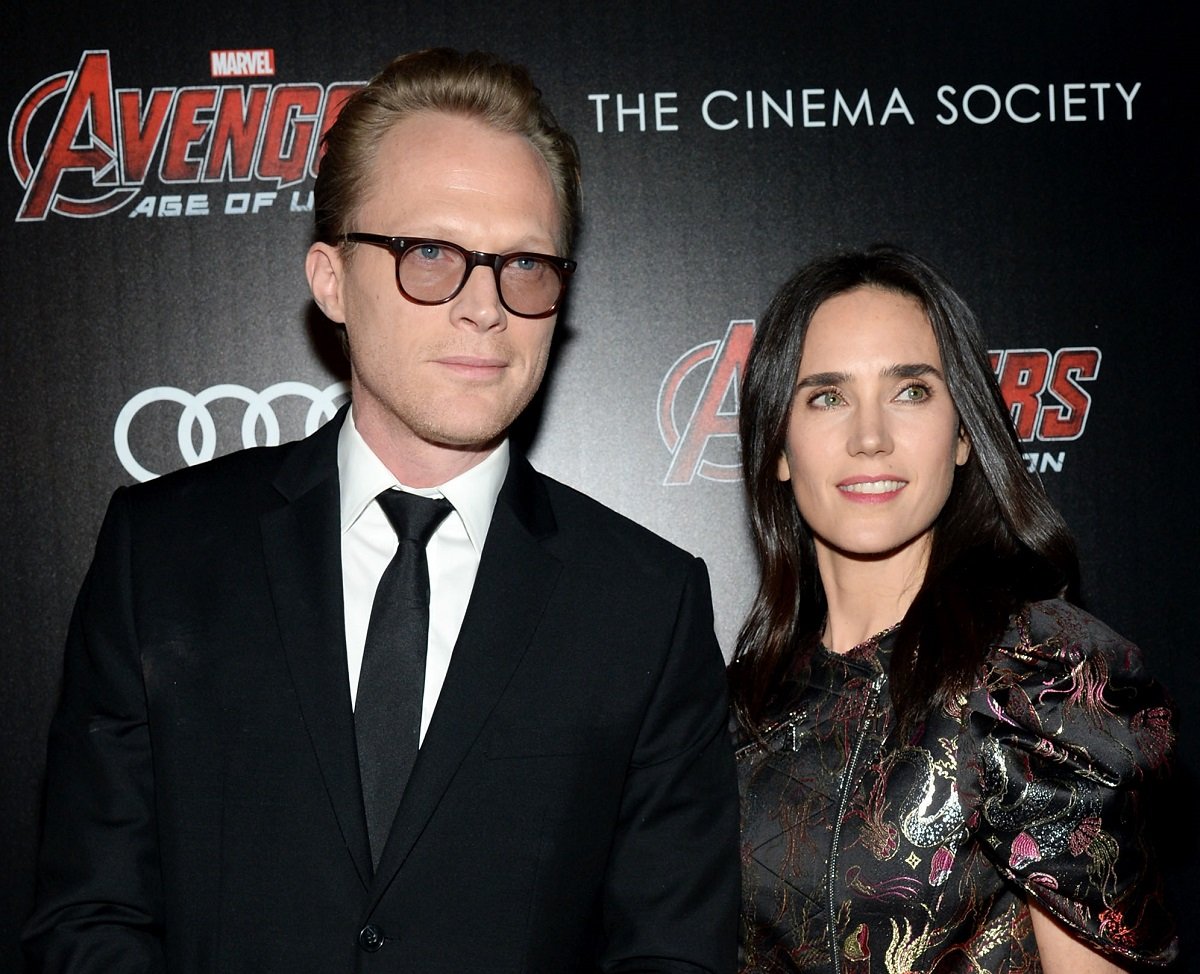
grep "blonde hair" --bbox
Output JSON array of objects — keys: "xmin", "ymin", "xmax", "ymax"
[{"xmin": 314, "ymin": 48, "xmax": 582, "ymax": 254}]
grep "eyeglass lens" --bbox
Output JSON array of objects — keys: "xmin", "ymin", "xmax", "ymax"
[{"xmin": 399, "ymin": 243, "xmax": 562, "ymax": 316}]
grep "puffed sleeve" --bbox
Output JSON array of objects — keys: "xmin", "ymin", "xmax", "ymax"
[{"xmin": 959, "ymin": 599, "xmax": 1177, "ymax": 966}]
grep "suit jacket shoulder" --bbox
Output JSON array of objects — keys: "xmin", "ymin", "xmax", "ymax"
[
  {"xmin": 125, "ymin": 408, "xmax": 340, "ymax": 513},
  {"xmin": 533, "ymin": 469, "xmax": 696, "ymax": 566}
]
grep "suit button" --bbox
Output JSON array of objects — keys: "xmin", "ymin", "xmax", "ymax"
[{"xmin": 358, "ymin": 923, "xmax": 385, "ymax": 952}]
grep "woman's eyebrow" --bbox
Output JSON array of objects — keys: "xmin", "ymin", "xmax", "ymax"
[
  {"xmin": 884, "ymin": 362, "xmax": 944, "ymax": 381},
  {"xmin": 795, "ymin": 363, "xmax": 944, "ymax": 390},
  {"xmin": 795, "ymin": 370, "xmax": 849, "ymax": 390}
]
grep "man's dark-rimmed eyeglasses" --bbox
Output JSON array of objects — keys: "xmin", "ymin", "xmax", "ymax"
[{"xmin": 341, "ymin": 233, "xmax": 576, "ymax": 319}]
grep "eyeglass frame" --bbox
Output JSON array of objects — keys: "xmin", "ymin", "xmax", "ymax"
[{"xmin": 340, "ymin": 233, "xmax": 577, "ymax": 319}]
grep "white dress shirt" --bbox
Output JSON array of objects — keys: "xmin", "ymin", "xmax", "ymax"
[{"xmin": 337, "ymin": 410, "xmax": 508, "ymax": 743}]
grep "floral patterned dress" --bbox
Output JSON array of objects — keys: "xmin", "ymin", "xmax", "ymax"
[{"xmin": 736, "ymin": 599, "xmax": 1177, "ymax": 973}]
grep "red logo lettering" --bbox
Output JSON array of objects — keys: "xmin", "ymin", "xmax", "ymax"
[
  {"xmin": 116, "ymin": 87, "xmax": 174, "ymax": 183},
  {"xmin": 990, "ymin": 347, "xmax": 1099, "ymax": 441},
  {"xmin": 202, "ymin": 85, "xmax": 271, "ymax": 181},
  {"xmin": 258, "ymin": 85, "xmax": 323, "ymax": 186}
]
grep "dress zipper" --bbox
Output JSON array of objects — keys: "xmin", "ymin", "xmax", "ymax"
[{"xmin": 826, "ymin": 673, "xmax": 885, "ymax": 974}]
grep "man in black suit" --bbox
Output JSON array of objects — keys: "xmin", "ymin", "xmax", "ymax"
[{"xmin": 24, "ymin": 49, "xmax": 737, "ymax": 973}]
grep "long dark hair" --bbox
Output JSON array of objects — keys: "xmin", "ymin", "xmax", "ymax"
[{"xmin": 730, "ymin": 245, "xmax": 1078, "ymax": 737}]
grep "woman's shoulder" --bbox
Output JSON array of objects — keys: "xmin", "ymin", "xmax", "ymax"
[
  {"xmin": 975, "ymin": 597, "xmax": 1172, "ymax": 760},
  {"xmin": 1001, "ymin": 597, "xmax": 1133, "ymax": 655},
  {"xmin": 988, "ymin": 598, "xmax": 1152, "ymax": 685},
  {"xmin": 960, "ymin": 599, "xmax": 1178, "ymax": 965}
]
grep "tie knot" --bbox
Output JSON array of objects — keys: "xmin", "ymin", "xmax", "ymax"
[{"xmin": 376, "ymin": 490, "xmax": 453, "ymax": 546}]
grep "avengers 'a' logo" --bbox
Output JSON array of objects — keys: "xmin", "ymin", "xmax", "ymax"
[{"xmin": 656, "ymin": 319, "xmax": 754, "ymax": 485}]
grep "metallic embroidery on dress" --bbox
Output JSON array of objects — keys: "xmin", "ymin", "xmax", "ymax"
[{"xmin": 736, "ymin": 600, "xmax": 1177, "ymax": 973}]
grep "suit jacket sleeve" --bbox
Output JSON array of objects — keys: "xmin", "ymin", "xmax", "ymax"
[
  {"xmin": 599, "ymin": 557, "xmax": 739, "ymax": 974},
  {"xmin": 24, "ymin": 487, "xmax": 167, "ymax": 973}
]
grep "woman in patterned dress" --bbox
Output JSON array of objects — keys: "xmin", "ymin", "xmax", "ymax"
[{"xmin": 731, "ymin": 246, "xmax": 1176, "ymax": 973}]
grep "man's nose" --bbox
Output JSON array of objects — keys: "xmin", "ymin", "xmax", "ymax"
[{"xmin": 449, "ymin": 264, "xmax": 507, "ymax": 331}]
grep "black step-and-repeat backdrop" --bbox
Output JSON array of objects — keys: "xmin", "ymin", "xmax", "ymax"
[{"xmin": 2, "ymin": 3, "xmax": 1194, "ymax": 968}]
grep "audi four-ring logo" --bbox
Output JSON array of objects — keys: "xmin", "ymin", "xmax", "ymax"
[{"xmin": 114, "ymin": 381, "xmax": 350, "ymax": 482}]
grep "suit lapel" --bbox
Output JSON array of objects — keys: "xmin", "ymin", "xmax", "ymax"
[
  {"xmin": 368, "ymin": 454, "xmax": 561, "ymax": 906},
  {"xmin": 260, "ymin": 407, "xmax": 373, "ymax": 888}
]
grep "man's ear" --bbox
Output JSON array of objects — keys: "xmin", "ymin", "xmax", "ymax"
[{"xmin": 306, "ymin": 242, "xmax": 347, "ymax": 323}]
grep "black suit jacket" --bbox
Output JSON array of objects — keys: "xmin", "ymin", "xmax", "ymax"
[{"xmin": 25, "ymin": 412, "xmax": 738, "ymax": 973}]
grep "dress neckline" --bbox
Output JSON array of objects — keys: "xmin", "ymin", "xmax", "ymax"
[{"xmin": 818, "ymin": 621, "xmax": 900, "ymax": 662}]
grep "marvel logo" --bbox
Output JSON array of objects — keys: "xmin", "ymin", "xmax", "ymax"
[{"xmin": 210, "ymin": 49, "xmax": 276, "ymax": 78}]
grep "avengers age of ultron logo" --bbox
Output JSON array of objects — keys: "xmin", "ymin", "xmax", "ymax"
[
  {"xmin": 657, "ymin": 320, "xmax": 1100, "ymax": 485},
  {"xmin": 8, "ymin": 50, "xmax": 360, "ymax": 221}
]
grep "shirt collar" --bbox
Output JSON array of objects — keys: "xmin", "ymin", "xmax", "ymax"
[{"xmin": 337, "ymin": 407, "xmax": 508, "ymax": 553}]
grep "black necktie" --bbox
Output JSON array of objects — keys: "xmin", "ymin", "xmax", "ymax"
[{"xmin": 355, "ymin": 489, "xmax": 453, "ymax": 870}]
